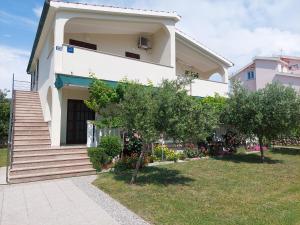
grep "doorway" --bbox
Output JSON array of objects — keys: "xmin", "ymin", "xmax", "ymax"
[{"xmin": 66, "ymin": 99, "xmax": 95, "ymax": 144}]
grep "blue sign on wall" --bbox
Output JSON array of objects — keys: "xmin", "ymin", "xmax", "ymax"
[{"xmin": 67, "ymin": 46, "xmax": 74, "ymax": 53}]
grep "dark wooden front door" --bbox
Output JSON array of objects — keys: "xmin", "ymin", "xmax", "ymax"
[{"xmin": 66, "ymin": 99, "xmax": 95, "ymax": 144}]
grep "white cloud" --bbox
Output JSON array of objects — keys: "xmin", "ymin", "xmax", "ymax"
[
  {"xmin": 0, "ymin": 45, "xmax": 30, "ymax": 95},
  {"xmin": 0, "ymin": 10, "xmax": 37, "ymax": 28},
  {"xmin": 33, "ymin": 6, "xmax": 43, "ymax": 18},
  {"xmin": 72, "ymin": 0, "xmax": 300, "ymax": 74}
]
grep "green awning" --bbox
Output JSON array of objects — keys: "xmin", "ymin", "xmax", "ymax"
[{"xmin": 55, "ymin": 74, "xmax": 118, "ymax": 89}]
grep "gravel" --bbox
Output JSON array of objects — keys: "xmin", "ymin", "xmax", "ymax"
[{"xmin": 72, "ymin": 175, "xmax": 151, "ymax": 225}]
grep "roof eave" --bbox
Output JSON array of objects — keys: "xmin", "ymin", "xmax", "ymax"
[
  {"xmin": 175, "ymin": 30, "xmax": 234, "ymax": 68},
  {"xmin": 51, "ymin": 1, "xmax": 181, "ymax": 22},
  {"xmin": 26, "ymin": 0, "xmax": 50, "ymax": 74}
]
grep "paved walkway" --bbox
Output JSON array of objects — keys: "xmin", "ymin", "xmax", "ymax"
[{"xmin": 0, "ymin": 175, "xmax": 150, "ymax": 225}]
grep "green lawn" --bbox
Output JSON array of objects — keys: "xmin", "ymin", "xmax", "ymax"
[
  {"xmin": 0, "ymin": 148, "xmax": 7, "ymax": 167},
  {"xmin": 94, "ymin": 148, "xmax": 300, "ymax": 225}
]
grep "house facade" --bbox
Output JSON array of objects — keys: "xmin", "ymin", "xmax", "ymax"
[
  {"xmin": 27, "ymin": 0, "xmax": 233, "ymax": 147},
  {"xmin": 231, "ymin": 56, "xmax": 300, "ymax": 92}
]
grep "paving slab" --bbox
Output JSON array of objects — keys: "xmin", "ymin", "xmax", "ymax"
[{"xmin": 0, "ymin": 176, "xmax": 130, "ymax": 225}]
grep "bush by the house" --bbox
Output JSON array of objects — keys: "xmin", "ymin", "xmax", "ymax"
[
  {"xmin": 99, "ymin": 135, "xmax": 122, "ymax": 158},
  {"xmin": 114, "ymin": 153, "xmax": 148, "ymax": 172},
  {"xmin": 154, "ymin": 145, "xmax": 179, "ymax": 162},
  {"xmin": 88, "ymin": 147, "xmax": 110, "ymax": 171},
  {"xmin": 184, "ymin": 148, "xmax": 199, "ymax": 158}
]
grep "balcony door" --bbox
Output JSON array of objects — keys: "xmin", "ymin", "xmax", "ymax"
[{"xmin": 66, "ymin": 99, "xmax": 95, "ymax": 144}]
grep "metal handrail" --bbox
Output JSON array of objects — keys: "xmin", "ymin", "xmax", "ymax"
[
  {"xmin": 6, "ymin": 75, "xmax": 31, "ymax": 183},
  {"xmin": 6, "ymin": 74, "xmax": 15, "ymax": 183}
]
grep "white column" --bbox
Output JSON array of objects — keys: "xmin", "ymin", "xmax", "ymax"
[
  {"xmin": 54, "ymin": 13, "xmax": 69, "ymax": 74},
  {"xmin": 165, "ymin": 22, "xmax": 176, "ymax": 73},
  {"xmin": 220, "ymin": 66, "xmax": 229, "ymax": 83},
  {"xmin": 50, "ymin": 87, "xmax": 62, "ymax": 146}
]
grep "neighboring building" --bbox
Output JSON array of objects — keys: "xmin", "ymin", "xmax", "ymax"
[{"xmin": 230, "ymin": 56, "xmax": 300, "ymax": 92}]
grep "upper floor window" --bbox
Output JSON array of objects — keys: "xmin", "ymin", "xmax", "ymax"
[
  {"xmin": 125, "ymin": 52, "xmax": 140, "ymax": 60},
  {"xmin": 247, "ymin": 71, "xmax": 255, "ymax": 80},
  {"xmin": 69, "ymin": 39, "xmax": 97, "ymax": 51}
]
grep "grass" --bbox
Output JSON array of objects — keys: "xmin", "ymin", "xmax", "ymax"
[
  {"xmin": 0, "ymin": 148, "xmax": 7, "ymax": 167},
  {"xmin": 93, "ymin": 148, "xmax": 300, "ymax": 225}
]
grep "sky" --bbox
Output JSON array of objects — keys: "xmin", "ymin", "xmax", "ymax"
[{"xmin": 1, "ymin": 0, "xmax": 300, "ymax": 93}]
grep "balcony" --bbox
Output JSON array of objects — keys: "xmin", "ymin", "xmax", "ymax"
[
  {"xmin": 60, "ymin": 45, "xmax": 175, "ymax": 85},
  {"xmin": 190, "ymin": 79, "xmax": 228, "ymax": 97}
]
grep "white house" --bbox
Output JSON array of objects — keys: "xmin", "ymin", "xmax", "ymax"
[
  {"xmin": 231, "ymin": 56, "xmax": 300, "ymax": 92},
  {"xmin": 26, "ymin": 0, "xmax": 233, "ymax": 147}
]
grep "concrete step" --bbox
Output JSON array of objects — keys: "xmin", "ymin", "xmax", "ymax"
[
  {"xmin": 15, "ymin": 116, "xmax": 44, "ymax": 121},
  {"xmin": 13, "ymin": 145, "xmax": 86, "ymax": 151},
  {"xmin": 15, "ymin": 101, "xmax": 41, "ymax": 106},
  {"xmin": 15, "ymin": 95, "xmax": 39, "ymax": 99},
  {"xmin": 14, "ymin": 122, "xmax": 48, "ymax": 127},
  {"xmin": 15, "ymin": 99, "xmax": 40, "ymax": 103},
  {"xmin": 15, "ymin": 106, "xmax": 42, "ymax": 110},
  {"xmin": 13, "ymin": 151, "xmax": 88, "ymax": 162},
  {"xmin": 14, "ymin": 143, "xmax": 51, "ymax": 150},
  {"xmin": 13, "ymin": 148, "xmax": 87, "ymax": 156},
  {"xmin": 14, "ymin": 139, "xmax": 51, "ymax": 146},
  {"xmin": 15, "ymin": 112, "xmax": 43, "ymax": 117},
  {"xmin": 14, "ymin": 119, "xmax": 44, "ymax": 123},
  {"xmin": 14, "ymin": 130, "xmax": 49, "ymax": 136},
  {"xmin": 9, "ymin": 162, "xmax": 94, "ymax": 176},
  {"xmin": 9, "ymin": 169, "xmax": 96, "ymax": 184},
  {"xmin": 14, "ymin": 126, "xmax": 48, "ymax": 131},
  {"xmin": 14, "ymin": 135, "xmax": 50, "ymax": 141},
  {"xmin": 12, "ymin": 157, "xmax": 91, "ymax": 168},
  {"xmin": 15, "ymin": 92, "xmax": 38, "ymax": 97}
]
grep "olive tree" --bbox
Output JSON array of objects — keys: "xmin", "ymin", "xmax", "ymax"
[
  {"xmin": 118, "ymin": 81, "xmax": 158, "ymax": 184},
  {"xmin": 224, "ymin": 82, "xmax": 300, "ymax": 162}
]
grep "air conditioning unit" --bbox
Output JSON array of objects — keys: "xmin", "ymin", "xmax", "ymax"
[{"xmin": 138, "ymin": 36, "xmax": 151, "ymax": 50}]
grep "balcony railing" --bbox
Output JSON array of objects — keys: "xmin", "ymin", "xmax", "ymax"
[
  {"xmin": 190, "ymin": 79, "xmax": 228, "ymax": 97},
  {"xmin": 61, "ymin": 45, "xmax": 175, "ymax": 85}
]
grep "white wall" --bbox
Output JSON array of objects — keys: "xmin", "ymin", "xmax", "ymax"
[
  {"xmin": 37, "ymin": 28, "xmax": 55, "ymax": 123},
  {"xmin": 61, "ymin": 45, "xmax": 175, "ymax": 85},
  {"xmin": 191, "ymin": 79, "xmax": 228, "ymax": 97},
  {"xmin": 64, "ymin": 29, "xmax": 171, "ymax": 67}
]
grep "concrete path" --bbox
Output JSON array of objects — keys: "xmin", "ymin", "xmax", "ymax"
[
  {"xmin": 0, "ymin": 168, "xmax": 6, "ymax": 185},
  {"xmin": 0, "ymin": 176, "xmax": 148, "ymax": 225}
]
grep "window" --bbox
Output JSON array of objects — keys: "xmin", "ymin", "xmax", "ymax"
[
  {"xmin": 69, "ymin": 39, "xmax": 97, "ymax": 50},
  {"xmin": 247, "ymin": 71, "xmax": 255, "ymax": 80},
  {"xmin": 125, "ymin": 52, "xmax": 140, "ymax": 60}
]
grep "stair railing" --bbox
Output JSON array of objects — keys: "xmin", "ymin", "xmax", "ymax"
[
  {"xmin": 6, "ymin": 74, "xmax": 15, "ymax": 183},
  {"xmin": 6, "ymin": 75, "xmax": 31, "ymax": 183}
]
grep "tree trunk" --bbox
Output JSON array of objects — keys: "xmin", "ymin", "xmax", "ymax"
[
  {"xmin": 130, "ymin": 145, "xmax": 146, "ymax": 184},
  {"xmin": 258, "ymin": 137, "xmax": 264, "ymax": 163}
]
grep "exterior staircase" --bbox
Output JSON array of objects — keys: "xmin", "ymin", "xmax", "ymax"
[{"xmin": 8, "ymin": 91, "xmax": 96, "ymax": 183}]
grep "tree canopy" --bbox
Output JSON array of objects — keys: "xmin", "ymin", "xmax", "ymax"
[
  {"xmin": 224, "ymin": 82, "xmax": 300, "ymax": 162},
  {"xmin": 0, "ymin": 89, "xmax": 10, "ymax": 146}
]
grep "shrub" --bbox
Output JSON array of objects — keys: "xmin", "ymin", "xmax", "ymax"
[
  {"xmin": 114, "ymin": 153, "xmax": 148, "ymax": 172},
  {"xmin": 99, "ymin": 135, "xmax": 122, "ymax": 158},
  {"xmin": 154, "ymin": 145, "xmax": 169, "ymax": 160},
  {"xmin": 178, "ymin": 152, "xmax": 186, "ymax": 160},
  {"xmin": 88, "ymin": 147, "xmax": 110, "ymax": 171},
  {"xmin": 184, "ymin": 148, "xmax": 199, "ymax": 158},
  {"xmin": 154, "ymin": 145, "xmax": 179, "ymax": 162}
]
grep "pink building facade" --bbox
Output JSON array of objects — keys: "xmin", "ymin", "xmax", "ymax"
[{"xmin": 231, "ymin": 56, "xmax": 300, "ymax": 92}]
